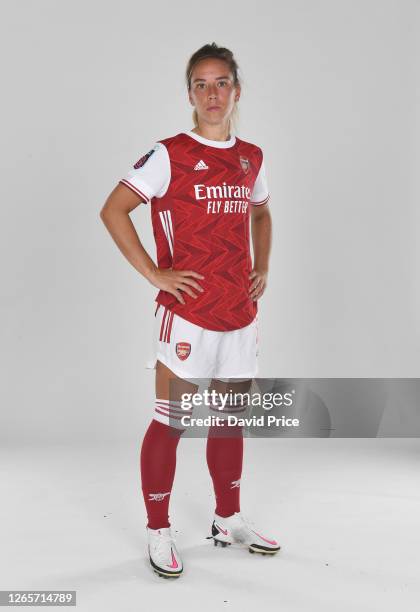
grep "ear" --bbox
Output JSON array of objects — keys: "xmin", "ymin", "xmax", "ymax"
[{"xmin": 234, "ymin": 84, "xmax": 241, "ymax": 102}]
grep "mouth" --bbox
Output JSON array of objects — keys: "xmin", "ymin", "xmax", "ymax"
[{"xmin": 207, "ymin": 106, "xmax": 221, "ymax": 111}]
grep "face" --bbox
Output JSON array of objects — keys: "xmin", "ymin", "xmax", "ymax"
[{"xmin": 188, "ymin": 58, "xmax": 240, "ymax": 127}]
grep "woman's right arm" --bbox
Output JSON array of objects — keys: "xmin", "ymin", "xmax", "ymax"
[{"xmin": 99, "ymin": 183, "xmax": 204, "ymax": 304}]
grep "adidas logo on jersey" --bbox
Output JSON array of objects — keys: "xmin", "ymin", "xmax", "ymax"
[{"xmin": 194, "ymin": 160, "xmax": 209, "ymax": 170}]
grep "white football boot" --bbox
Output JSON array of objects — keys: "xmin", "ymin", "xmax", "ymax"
[
  {"xmin": 147, "ymin": 526, "xmax": 183, "ymax": 578},
  {"xmin": 208, "ymin": 512, "xmax": 281, "ymax": 555}
]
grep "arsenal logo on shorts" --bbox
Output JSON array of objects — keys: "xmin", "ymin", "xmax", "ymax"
[
  {"xmin": 176, "ymin": 342, "xmax": 191, "ymax": 361},
  {"xmin": 133, "ymin": 148, "xmax": 155, "ymax": 169},
  {"xmin": 239, "ymin": 155, "xmax": 249, "ymax": 174}
]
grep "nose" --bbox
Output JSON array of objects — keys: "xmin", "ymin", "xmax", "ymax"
[{"xmin": 207, "ymin": 84, "xmax": 218, "ymax": 99}]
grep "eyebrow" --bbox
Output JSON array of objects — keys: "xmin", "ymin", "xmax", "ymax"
[{"xmin": 192, "ymin": 76, "xmax": 231, "ymax": 83}]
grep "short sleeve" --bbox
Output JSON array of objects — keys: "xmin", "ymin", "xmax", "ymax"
[
  {"xmin": 250, "ymin": 157, "xmax": 270, "ymax": 206},
  {"xmin": 119, "ymin": 142, "xmax": 171, "ymax": 203}
]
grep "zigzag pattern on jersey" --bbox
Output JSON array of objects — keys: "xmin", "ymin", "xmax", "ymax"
[{"xmin": 150, "ymin": 133, "xmax": 263, "ymax": 331}]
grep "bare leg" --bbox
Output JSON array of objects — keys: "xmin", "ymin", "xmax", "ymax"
[{"xmin": 155, "ymin": 359, "xmax": 199, "ymax": 400}]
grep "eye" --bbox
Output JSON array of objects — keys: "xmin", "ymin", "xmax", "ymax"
[
  {"xmin": 196, "ymin": 83, "xmax": 205, "ymax": 89},
  {"xmin": 218, "ymin": 81, "xmax": 228, "ymax": 87}
]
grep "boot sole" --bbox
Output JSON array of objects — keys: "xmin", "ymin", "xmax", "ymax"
[
  {"xmin": 212, "ymin": 537, "xmax": 280, "ymax": 555},
  {"xmin": 150, "ymin": 556, "xmax": 183, "ymax": 578},
  {"xmin": 153, "ymin": 569, "xmax": 182, "ymax": 579},
  {"xmin": 249, "ymin": 546, "xmax": 280, "ymax": 555}
]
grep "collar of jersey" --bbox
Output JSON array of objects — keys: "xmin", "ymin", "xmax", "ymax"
[{"xmin": 183, "ymin": 130, "xmax": 236, "ymax": 149}]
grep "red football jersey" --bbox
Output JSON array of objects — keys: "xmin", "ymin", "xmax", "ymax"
[{"xmin": 120, "ymin": 131, "xmax": 269, "ymax": 331}]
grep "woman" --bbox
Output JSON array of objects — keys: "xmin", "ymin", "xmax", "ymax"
[{"xmin": 100, "ymin": 43, "xmax": 280, "ymax": 579}]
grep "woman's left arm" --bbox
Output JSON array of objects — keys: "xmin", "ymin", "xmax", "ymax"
[{"xmin": 249, "ymin": 203, "xmax": 272, "ymax": 301}]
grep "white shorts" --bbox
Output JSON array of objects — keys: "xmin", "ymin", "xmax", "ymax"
[{"xmin": 146, "ymin": 304, "xmax": 258, "ymax": 381}]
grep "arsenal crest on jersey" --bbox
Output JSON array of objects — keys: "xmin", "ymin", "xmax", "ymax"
[
  {"xmin": 239, "ymin": 155, "xmax": 250, "ymax": 174},
  {"xmin": 176, "ymin": 342, "xmax": 191, "ymax": 361},
  {"xmin": 133, "ymin": 148, "xmax": 155, "ymax": 169}
]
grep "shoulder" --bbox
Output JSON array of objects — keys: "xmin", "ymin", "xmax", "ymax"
[{"xmin": 157, "ymin": 133, "xmax": 190, "ymax": 149}]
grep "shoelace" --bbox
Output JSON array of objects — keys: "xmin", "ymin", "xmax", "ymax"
[
  {"xmin": 233, "ymin": 513, "xmax": 258, "ymax": 543},
  {"xmin": 151, "ymin": 530, "xmax": 178, "ymax": 565},
  {"xmin": 205, "ymin": 514, "xmax": 258, "ymax": 542},
  {"xmin": 237, "ymin": 512, "xmax": 256, "ymax": 529}
]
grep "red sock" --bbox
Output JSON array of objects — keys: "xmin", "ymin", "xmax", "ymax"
[
  {"xmin": 206, "ymin": 423, "xmax": 243, "ymax": 517},
  {"xmin": 140, "ymin": 419, "xmax": 183, "ymax": 529}
]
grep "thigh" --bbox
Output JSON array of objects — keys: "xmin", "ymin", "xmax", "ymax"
[
  {"xmin": 154, "ymin": 360, "xmax": 200, "ymax": 431},
  {"xmin": 209, "ymin": 378, "xmax": 253, "ymax": 395},
  {"xmin": 155, "ymin": 359, "xmax": 199, "ymax": 400},
  {"xmin": 207, "ymin": 378, "xmax": 253, "ymax": 421}
]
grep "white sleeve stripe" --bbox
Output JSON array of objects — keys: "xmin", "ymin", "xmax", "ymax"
[
  {"xmin": 250, "ymin": 195, "xmax": 270, "ymax": 206},
  {"xmin": 159, "ymin": 210, "xmax": 174, "ymax": 255},
  {"xmin": 119, "ymin": 179, "xmax": 150, "ymax": 202}
]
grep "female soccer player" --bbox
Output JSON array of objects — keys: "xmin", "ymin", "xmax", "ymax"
[{"xmin": 100, "ymin": 43, "xmax": 280, "ymax": 579}]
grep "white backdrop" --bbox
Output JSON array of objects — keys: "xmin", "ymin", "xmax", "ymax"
[{"xmin": 1, "ymin": 0, "xmax": 419, "ymax": 442}]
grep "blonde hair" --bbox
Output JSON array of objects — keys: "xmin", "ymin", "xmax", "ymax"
[{"xmin": 186, "ymin": 43, "xmax": 241, "ymax": 134}]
